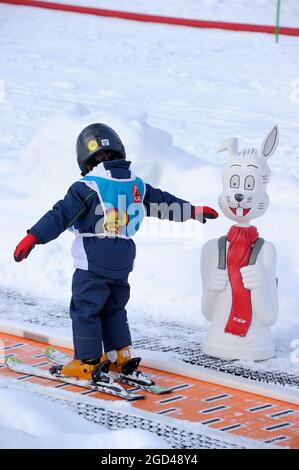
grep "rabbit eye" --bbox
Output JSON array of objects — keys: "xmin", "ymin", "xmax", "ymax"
[
  {"xmin": 244, "ymin": 175, "xmax": 255, "ymax": 190},
  {"xmin": 230, "ymin": 175, "xmax": 240, "ymax": 189}
]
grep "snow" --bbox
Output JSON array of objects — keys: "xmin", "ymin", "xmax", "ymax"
[
  {"xmin": 0, "ymin": 0, "xmax": 299, "ymax": 448},
  {"xmin": 0, "ymin": 388, "xmax": 167, "ymax": 448}
]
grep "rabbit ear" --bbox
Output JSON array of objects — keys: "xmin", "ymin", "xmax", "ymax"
[
  {"xmin": 261, "ymin": 125, "xmax": 279, "ymax": 159},
  {"xmin": 217, "ymin": 137, "xmax": 238, "ymax": 157}
]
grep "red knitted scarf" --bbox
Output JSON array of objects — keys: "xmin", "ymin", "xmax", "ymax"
[{"xmin": 225, "ymin": 225, "xmax": 259, "ymax": 337}]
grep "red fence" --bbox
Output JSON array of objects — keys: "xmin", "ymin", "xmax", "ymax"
[{"xmin": 1, "ymin": 0, "xmax": 299, "ymax": 37}]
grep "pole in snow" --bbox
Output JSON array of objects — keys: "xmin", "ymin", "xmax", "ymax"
[{"xmin": 275, "ymin": 0, "xmax": 281, "ymax": 43}]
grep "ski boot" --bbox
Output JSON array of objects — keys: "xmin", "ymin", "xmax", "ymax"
[
  {"xmin": 101, "ymin": 346, "xmax": 155, "ymax": 387},
  {"xmin": 49, "ymin": 358, "xmax": 101, "ymax": 380},
  {"xmin": 101, "ymin": 346, "xmax": 132, "ymax": 373}
]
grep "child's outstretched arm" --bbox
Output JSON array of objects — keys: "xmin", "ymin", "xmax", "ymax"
[
  {"xmin": 14, "ymin": 183, "xmax": 96, "ymax": 262},
  {"xmin": 143, "ymin": 183, "xmax": 218, "ymax": 224}
]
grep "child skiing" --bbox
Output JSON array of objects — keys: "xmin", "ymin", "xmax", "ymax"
[{"xmin": 14, "ymin": 123, "xmax": 218, "ymax": 388}]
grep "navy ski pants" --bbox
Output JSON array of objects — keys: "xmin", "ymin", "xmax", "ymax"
[{"xmin": 70, "ymin": 269, "xmax": 132, "ymax": 360}]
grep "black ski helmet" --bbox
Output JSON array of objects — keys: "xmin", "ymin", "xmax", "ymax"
[{"xmin": 76, "ymin": 123, "xmax": 126, "ymax": 175}]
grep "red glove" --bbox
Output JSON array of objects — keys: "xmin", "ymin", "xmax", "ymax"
[
  {"xmin": 14, "ymin": 234, "xmax": 39, "ymax": 262},
  {"xmin": 192, "ymin": 206, "xmax": 219, "ymax": 224}
]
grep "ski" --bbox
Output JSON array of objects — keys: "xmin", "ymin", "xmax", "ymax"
[
  {"xmin": 5, "ymin": 356, "xmax": 144, "ymax": 401},
  {"xmin": 45, "ymin": 346, "xmax": 173, "ymax": 395}
]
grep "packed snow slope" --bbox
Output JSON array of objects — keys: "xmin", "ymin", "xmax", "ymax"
[{"xmin": 0, "ymin": 3, "xmax": 298, "ymax": 356}]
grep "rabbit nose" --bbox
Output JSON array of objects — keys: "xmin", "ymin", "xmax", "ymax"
[{"xmin": 235, "ymin": 193, "xmax": 244, "ymax": 202}]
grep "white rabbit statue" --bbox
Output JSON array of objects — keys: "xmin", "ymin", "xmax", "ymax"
[{"xmin": 201, "ymin": 126, "xmax": 279, "ymax": 361}]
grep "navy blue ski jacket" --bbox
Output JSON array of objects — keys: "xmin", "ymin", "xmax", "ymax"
[{"xmin": 29, "ymin": 160, "xmax": 193, "ymax": 278}]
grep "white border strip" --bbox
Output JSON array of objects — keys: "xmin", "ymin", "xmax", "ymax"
[
  {"xmin": 1, "ymin": 321, "xmax": 298, "ymax": 406},
  {"xmin": 0, "ymin": 321, "xmax": 73, "ymax": 349}
]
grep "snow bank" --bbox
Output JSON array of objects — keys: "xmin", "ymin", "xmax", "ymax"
[
  {"xmin": 20, "ymin": 103, "xmax": 200, "ymax": 200},
  {"xmin": 0, "ymin": 388, "xmax": 167, "ymax": 448}
]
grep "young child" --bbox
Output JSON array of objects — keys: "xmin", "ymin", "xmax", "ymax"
[{"xmin": 14, "ymin": 123, "xmax": 218, "ymax": 381}]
